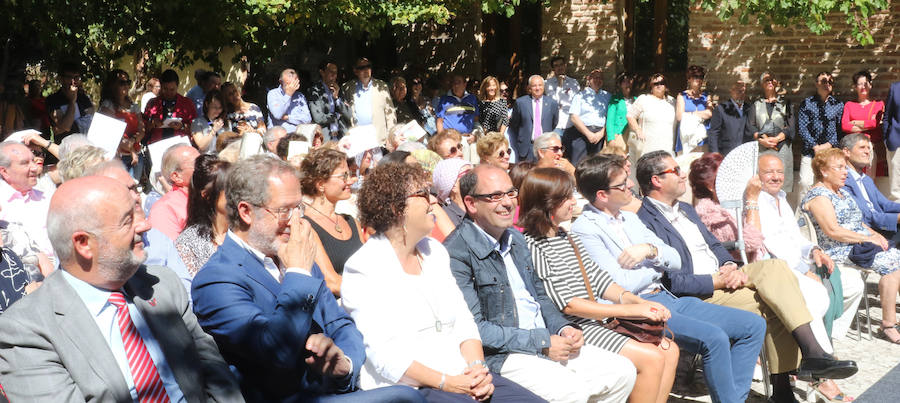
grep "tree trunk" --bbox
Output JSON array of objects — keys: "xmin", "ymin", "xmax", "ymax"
[{"xmin": 653, "ymin": 0, "xmax": 668, "ymax": 72}]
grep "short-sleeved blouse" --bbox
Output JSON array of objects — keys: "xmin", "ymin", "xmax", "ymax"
[
  {"xmin": 175, "ymin": 224, "xmax": 220, "ymax": 277},
  {"xmin": 226, "ymin": 102, "xmax": 265, "ymax": 129},
  {"xmin": 479, "ymin": 99, "xmax": 509, "ymax": 132},
  {"xmin": 525, "ymin": 231, "xmax": 630, "ymax": 353},
  {"xmin": 802, "ymin": 186, "xmax": 900, "ymax": 276}
]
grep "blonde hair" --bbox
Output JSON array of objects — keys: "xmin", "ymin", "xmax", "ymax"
[
  {"xmin": 811, "ymin": 148, "xmax": 846, "ymax": 184},
  {"xmin": 478, "ymin": 76, "xmax": 500, "ymax": 101},
  {"xmin": 476, "ymin": 131, "xmax": 509, "ymax": 160}
]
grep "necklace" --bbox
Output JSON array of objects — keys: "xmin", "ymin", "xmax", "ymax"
[{"xmin": 306, "ymin": 202, "xmax": 343, "ymax": 233}]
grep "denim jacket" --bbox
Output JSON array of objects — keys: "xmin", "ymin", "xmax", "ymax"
[{"xmin": 444, "ymin": 219, "xmax": 573, "ymax": 372}]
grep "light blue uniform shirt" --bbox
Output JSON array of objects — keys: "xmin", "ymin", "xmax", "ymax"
[
  {"xmin": 266, "ymin": 86, "xmax": 313, "ymax": 133},
  {"xmin": 472, "ymin": 224, "xmax": 546, "ymax": 330},
  {"xmin": 61, "ymin": 270, "xmax": 186, "ymax": 403},
  {"xmin": 568, "ymin": 87, "xmax": 611, "ymax": 128},
  {"xmin": 353, "ymin": 81, "xmax": 375, "ymax": 125}
]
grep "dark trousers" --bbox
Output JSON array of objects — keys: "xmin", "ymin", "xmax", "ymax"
[
  {"xmin": 309, "ymin": 385, "xmax": 425, "ymax": 403},
  {"xmin": 418, "ymin": 373, "xmax": 546, "ymax": 402},
  {"xmin": 562, "ymin": 125, "xmax": 604, "ymax": 164}
]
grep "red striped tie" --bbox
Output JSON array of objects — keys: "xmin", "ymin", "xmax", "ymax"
[{"xmin": 108, "ymin": 292, "xmax": 170, "ymax": 403}]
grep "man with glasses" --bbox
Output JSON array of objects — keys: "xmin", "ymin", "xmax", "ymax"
[
  {"xmin": 635, "ymin": 150, "xmax": 858, "ymax": 402},
  {"xmin": 340, "ymin": 57, "xmax": 396, "ymax": 145},
  {"xmin": 798, "ymin": 72, "xmax": 844, "ymax": 199},
  {"xmin": 193, "ymin": 155, "xmax": 423, "ymax": 402},
  {"xmin": 564, "ymin": 68, "xmax": 610, "ymax": 164},
  {"xmin": 571, "ymin": 153, "xmax": 766, "ymax": 403},
  {"xmin": 508, "ymin": 75, "xmax": 559, "ymax": 161},
  {"xmin": 47, "ymin": 61, "xmax": 95, "ymax": 143},
  {"xmin": 444, "ymin": 163, "xmax": 636, "ymax": 402}
]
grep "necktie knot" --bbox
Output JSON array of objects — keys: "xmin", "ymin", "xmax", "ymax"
[{"xmin": 109, "ymin": 292, "xmax": 127, "ymax": 309}]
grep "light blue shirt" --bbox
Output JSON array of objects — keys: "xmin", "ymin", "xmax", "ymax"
[
  {"xmin": 143, "ymin": 228, "xmax": 192, "ymax": 298},
  {"xmin": 266, "ymin": 86, "xmax": 313, "ymax": 132},
  {"xmin": 568, "ymin": 87, "xmax": 611, "ymax": 128},
  {"xmin": 353, "ymin": 81, "xmax": 375, "ymax": 125},
  {"xmin": 185, "ymin": 85, "xmax": 205, "ymax": 116},
  {"xmin": 847, "ymin": 167, "xmax": 874, "ymax": 211},
  {"xmin": 471, "ymin": 224, "xmax": 546, "ymax": 330},
  {"xmin": 61, "ymin": 270, "xmax": 186, "ymax": 403}
]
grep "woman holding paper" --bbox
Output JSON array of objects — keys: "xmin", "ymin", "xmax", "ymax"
[{"xmin": 100, "ymin": 69, "xmax": 146, "ymax": 182}]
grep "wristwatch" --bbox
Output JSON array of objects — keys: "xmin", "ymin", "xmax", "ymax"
[{"xmin": 647, "ymin": 243, "xmax": 658, "ymax": 259}]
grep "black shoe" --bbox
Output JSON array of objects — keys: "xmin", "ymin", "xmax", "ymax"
[
  {"xmin": 767, "ymin": 394, "xmax": 800, "ymax": 403},
  {"xmin": 796, "ymin": 355, "xmax": 858, "ymax": 381}
]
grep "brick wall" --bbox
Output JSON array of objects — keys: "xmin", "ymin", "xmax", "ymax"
[
  {"xmin": 541, "ymin": 0, "xmax": 622, "ymax": 87},
  {"xmin": 395, "ymin": 7, "xmax": 483, "ymax": 78},
  {"xmin": 688, "ymin": 3, "xmax": 900, "ymax": 104}
]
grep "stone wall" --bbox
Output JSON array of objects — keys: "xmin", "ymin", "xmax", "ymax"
[
  {"xmin": 395, "ymin": 7, "xmax": 483, "ymax": 78},
  {"xmin": 688, "ymin": 3, "xmax": 900, "ymax": 104},
  {"xmin": 541, "ymin": 0, "xmax": 622, "ymax": 86}
]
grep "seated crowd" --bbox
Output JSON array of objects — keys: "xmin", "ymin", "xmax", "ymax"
[{"xmin": 7, "ymin": 55, "xmax": 900, "ymax": 403}]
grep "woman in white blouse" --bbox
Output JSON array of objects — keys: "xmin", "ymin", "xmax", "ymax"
[
  {"xmin": 626, "ymin": 74, "xmax": 676, "ymax": 157},
  {"xmin": 342, "ymin": 163, "xmax": 544, "ymax": 402}
]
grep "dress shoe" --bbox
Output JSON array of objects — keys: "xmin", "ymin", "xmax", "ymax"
[{"xmin": 796, "ymin": 355, "xmax": 858, "ymax": 381}]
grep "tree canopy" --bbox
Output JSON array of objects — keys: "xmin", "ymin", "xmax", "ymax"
[{"xmin": 0, "ymin": 0, "xmax": 889, "ymax": 79}]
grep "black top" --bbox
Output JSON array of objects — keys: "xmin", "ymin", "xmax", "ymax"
[
  {"xmin": 479, "ymin": 99, "xmax": 509, "ymax": 132},
  {"xmin": 303, "ymin": 214, "xmax": 362, "ymax": 275},
  {"xmin": 46, "ymin": 89, "xmax": 94, "ymax": 140},
  {"xmin": 0, "ymin": 247, "xmax": 28, "ymax": 313}
]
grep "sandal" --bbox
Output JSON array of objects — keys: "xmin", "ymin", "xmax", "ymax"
[
  {"xmin": 810, "ymin": 380, "xmax": 854, "ymax": 402},
  {"xmin": 880, "ymin": 323, "xmax": 900, "ymax": 344}
]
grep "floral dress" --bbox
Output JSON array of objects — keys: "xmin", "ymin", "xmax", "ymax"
[{"xmin": 802, "ymin": 186, "xmax": 900, "ymax": 276}]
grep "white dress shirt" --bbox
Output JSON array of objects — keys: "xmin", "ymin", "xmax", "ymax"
[
  {"xmin": 545, "ymin": 75, "xmax": 580, "ymax": 129},
  {"xmin": 758, "ymin": 190, "xmax": 817, "ymax": 274},
  {"xmin": 647, "ymin": 198, "xmax": 720, "ymax": 275},
  {"xmin": 341, "ymin": 235, "xmax": 481, "ymax": 389},
  {"xmin": 226, "ymin": 231, "xmax": 310, "ymax": 281},
  {"xmin": 847, "ymin": 167, "xmax": 874, "ymax": 211},
  {"xmin": 532, "ymin": 96, "xmax": 544, "ymax": 139},
  {"xmin": 61, "ymin": 270, "xmax": 186, "ymax": 403}
]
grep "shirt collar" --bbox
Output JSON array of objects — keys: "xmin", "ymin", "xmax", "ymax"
[
  {"xmin": 646, "ymin": 196, "xmax": 679, "ymax": 216},
  {"xmin": 227, "ymin": 230, "xmax": 268, "ymax": 265},
  {"xmin": 0, "ymin": 179, "xmax": 43, "ymax": 203},
  {"xmin": 357, "ymin": 80, "xmax": 373, "ymax": 91},
  {"xmin": 471, "ymin": 221, "xmax": 513, "ymax": 255},
  {"xmin": 847, "ymin": 166, "xmax": 863, "ymax": 182},
  {"xmin": 60, "ymin": 269, "xmax": 119, "ymax": 318}
]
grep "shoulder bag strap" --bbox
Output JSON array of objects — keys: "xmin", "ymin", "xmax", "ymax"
[{"xmin": 565, "ymin": 233, "xmax": 596, "ymax": 302}]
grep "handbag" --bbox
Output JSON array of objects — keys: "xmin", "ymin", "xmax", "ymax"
[{"xmin": 564, "ymin": 234, "xmax": 670, "ymax": 346}]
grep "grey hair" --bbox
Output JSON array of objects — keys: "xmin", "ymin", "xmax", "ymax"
[
  {"xmin": 58, "ymin": 145, "xmax": 108, "ymax": 182},
  {"xmin": 0, "ymin": 141, "xmax": 22, "ymax": 168},
  {"xmin": 533, "ymin": 132, "xmax": 560, "ymax": 158},
  {"xmin": 47, "ymin": 192, "xmax": 101, "ymax": 263},
  {"xmin": 636, "ymin": 150, "xmax": 672, "ymax": 196},
  {"xmin": 528, "ymin": 75, "xmax": 544, "ymax": 86},
  {"xmin": 840, "ymin": 132, "xmax": 870, "ymax": 150},
  {"xmin": 226, "ymin": 155, "xmax": 300, "ymax": 228},
  {"xmin": 58, "ymin": 134, "xmax": 92, "ymax": 160},
  {"xmin": 161, "ymin": 144, "xmax": 193, "ymax": 179},
  {"xmin": 759, "ymin": 71, "xmax": 774, "ymax": 83},
  {"xmin": 264, "ymin": 126, "xmax": 287, "ymax": 145}
]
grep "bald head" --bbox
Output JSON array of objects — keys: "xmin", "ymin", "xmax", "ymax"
[
  {"xmin": 758, "ymin": 153, "xmax": 785, "ymax": 196},
  {"xmin": 48, "ymin": 176, "xmax": 131, "ymax": 263},
  {"xmin": 162, "ymin": 144, "xmax": 200, "ymax": 188},
  {"xmin": 528, "ymin": 75, "xmax": 545, "ymax": 98}
]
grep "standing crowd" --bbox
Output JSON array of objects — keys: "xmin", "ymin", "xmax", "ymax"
[{"xmin": 4, "ymin": 53, "xmax": 900, "ymax": 403}]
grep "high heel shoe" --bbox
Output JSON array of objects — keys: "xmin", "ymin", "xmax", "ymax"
[
  {"xmin": 809, "ymin": 380, "xmax": 854, "ymax": 402},
  {"xmin": 880, "ymin": 323, "xmax": 900, "ymax": 344}
]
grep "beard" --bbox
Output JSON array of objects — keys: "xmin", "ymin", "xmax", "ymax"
[
  {"xmin": 97, "ymin": 236, "xmax": 147, "ymax": 285},
  {"xmin": 247, "ymin": 224, "xmax": 280, "ymax": 258}
]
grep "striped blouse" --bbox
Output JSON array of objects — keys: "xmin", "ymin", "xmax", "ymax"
[{"xmin": 525, "ymin": 230, "xmax": 630, "ymax": 353}]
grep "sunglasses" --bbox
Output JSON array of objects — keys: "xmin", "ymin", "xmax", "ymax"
[
  {"xmin": 496, "ymin": 148, "xmax": 512, "ymax": 158},
  {"xmin": 819, "ymin": 78, "xmax": 834, "ymax": 85},
  {"xmin": 654, "ymin": 166, "xmax": 682, "ymax": 177},
  {"xmin": 541, "ymin": 145, "xmax": 565, "ymax": 154},
  {"xmin": 471, "ymin": 188, "xmax": 519, "ymax": 203},
  {"xmin": 407, "ymin": 187, "xmax": 438, "ymax": 203},
  {"xmin": 446, "ymin": 143, "xmax": 463, "ymax": 156},
  {"xmin": 652, "ymin": 80, "xmax": 666, "ymax": 87},
  {"xmin": 30, "ymin": 148, "xmax": 46, "ymax": 159},
  {"xmin": 500, "ymin": 88, "xmax": 509, "ymax": 93}
]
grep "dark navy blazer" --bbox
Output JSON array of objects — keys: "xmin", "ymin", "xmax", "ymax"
[
  {"xmin": 843, "ymin": 169, "xmax": 900, "ymax": 235},
  {"xmin": 883, "ymin": 81, "xmax": 900, "ymax": 151}
]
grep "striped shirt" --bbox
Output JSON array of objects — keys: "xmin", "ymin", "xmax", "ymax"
[{"xmin": 525, "ymin": 231, "xmax": 630, "ymax": 353}]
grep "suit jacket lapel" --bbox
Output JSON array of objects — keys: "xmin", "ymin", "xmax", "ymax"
[
  {"xmin": 222, "ymin": 236, "xmax": 283, "ymax": 297},
  {"xmin": 586, "ymin": 209, "xmax": 628, "ymax": 251},
  {"xmin": 49, "ymin": 272, "xmax": 132, "ymax": 402}
]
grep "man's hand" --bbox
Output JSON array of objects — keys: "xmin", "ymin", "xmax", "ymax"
[
  {"xmin": 618, "ymin": 243, "xmax": 652, "ymax": 269},
  {"xmin": 718, "ymin": 262, "xmax": 738, "ymax": 276},
  {"xmin": 811, "ymin": 248, "xmax": 834, "ymax": 273},
  {"xmin": 284, "ymin": 77, "xmax": 300, "ymax": 96},
  {"xmin": 304, "ymin": 334, "xmax": 351, "ymax": 378},
  {"xmin": 813, "ymin": 143, "xmax": 833, "ymax": 154},
  {"xmin": 560, "ymin": 326, "xmax": 584, "ymax": 354},
  {"xmin": 65, "ymin": 84, "xmax": 78, "ymax": 103},
  {"xmin": 278, "ymin": 211, "xmax": 317, "ymax": 270},
  {"xmin": 717, "ymin": 269, "xmax": 747, "ymax": 290},
  {"xmin": 745, "ymin": 175, "xmax": 762, "ymax": 200},
  {"xmin": 805, "ymin": 270, "xmax": 824, "ymax": 284},
  {"xmin": 544, "ymin": 335, "xmax": 574, "ymax": 362}
]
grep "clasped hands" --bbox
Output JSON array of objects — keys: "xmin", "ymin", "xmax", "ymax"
[
  {"xmin": 544, "ymin": 326, "xmax": 584, "ymax": 364},
  {"xmin": 442, "ymin": 365, "xmax": 494, "ymax": 401}
]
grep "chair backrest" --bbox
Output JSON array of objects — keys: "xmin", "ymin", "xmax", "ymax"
[{"xmin": 796, "ymin": 209, "xmax": 818, "ymax": 244}]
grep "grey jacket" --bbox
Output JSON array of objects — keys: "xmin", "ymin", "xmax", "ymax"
[
  {"xmin": 443, "ymin": 218, "xmax": 574, "ymax": 372},
  {"xmin": 305, "ymin": 80, "xmax": 347, "ymax": 141}
]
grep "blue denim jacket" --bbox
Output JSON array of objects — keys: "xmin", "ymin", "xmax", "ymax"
[{"xmin": 444, "ymin": 219, "xmax": 573, "ymax": 372}]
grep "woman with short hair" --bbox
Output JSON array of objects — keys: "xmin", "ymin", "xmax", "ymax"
[{"xmin": 475, "ymin": 131, "xmax": 511, "ymax": 170}]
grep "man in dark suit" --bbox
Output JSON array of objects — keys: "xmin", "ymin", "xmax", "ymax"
[
  {"xmin": 883, "ymin": 80, "xmax": 900, "ymax": 200},
  {"xmin": 191, "ymin": 155, "xmax": 422, "ymax": 403},
  {"xmin": 842, "ymin": 133, "xmax": 900, "ymax": 243},
  {"xmin": 0, "ymin": 176, "xmax": 242, "ymax": 402},
  {"xmin": 306, "ymin": 60, "xmax": 346, "ymax": 141},
  {"xmin": 707, "ymin": 80, "xmax": 751, "ymax": 156},
  {"xmin": 508, "ymin": 75, "xmax": 559, "ymax": 161},
  {"xmin": 443, "ymin": 164, "xmax": 635, "ymax": 402},
  {"xmin": 634, "ymin": 150, "xmax": 857, "ymax": 401}
]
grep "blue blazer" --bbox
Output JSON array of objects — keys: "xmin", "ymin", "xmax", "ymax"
[
  {"xmin": 508, "ymin": 95, "xmax": 559, "ymax": 161},
  {"xmin": 636, "ymin": 199, "xmax": 733, "ymax": 298},
  {"xmin": 192, "ymin": 236, "xmax": 364, "ymax": 402},
  {"xmin": 884, "ymin": 82, "xmax": 900, "ymax": 151},
  {"xmin": 843, "ymin": 170, "xmax": 900, "ymax": 234},
  {"xmin": 443, "ymin": 219, "xmax": 573, "ymax": 373}
]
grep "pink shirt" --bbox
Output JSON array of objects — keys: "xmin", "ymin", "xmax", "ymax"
[
  {"xmin": 149, "ymin": 186, "xmax": 189, "ymax": 241},
  {"xmin": 841, "ymin": 101, "xmax": 885, "ymax": 141},
  {"xmin": 0, "ymin": 180, "xmax": 53, "ymax": 259}
]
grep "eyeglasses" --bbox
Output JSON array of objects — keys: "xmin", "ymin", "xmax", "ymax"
[
  {"xmin": 331, "ymin": 171, "xmax": 353, "ymax": 182},
  {"xmin": 652, "ymin": 80, "xmax": 666, "ymax": 87},
  {"xmin": 819, "ymin": 78, "xmax": 834, "ymax": 85},
  {"xmin": 257, "ymin": 203, "xmax": 305, "ymax": 221},
  {"xmin": 407, "ymin": 187, "xmax": 438, "ymax": 203},
  {"xmin": 654, "ymin": 166, "xmax": 682, "ymax": 177},
  {"xmin": 446, "ymin": 143, "xmax": 463, "ymax": 157},
  {"xmin": 496, "ymin": 148, "xmax": 512, "ymax": 158},
  {"xmin": 763, "ymin": 77, "xmax": 776, "ymax": 83},
  {"xmin": 826, "ymin": 164, "xmax": 846, "ymax": 172},
  {"xmin": 605, "ymin": 181, "xmax": 628, "ymax": 192},
  {"xmin": 354, "ymin": 64, "xmax": 372, "ymax": 70},
  {"xmin": 471, "ymin": 188, "xmax": 519, "ymax": 203},
  {"xmin": 541, "ymin": 145, "xmax": 565, "ymax": 154}
]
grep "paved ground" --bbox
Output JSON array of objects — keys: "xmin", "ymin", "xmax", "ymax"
[{"xmin": 667, "ymin": 271, "xmax": 900, "ymax": 402}]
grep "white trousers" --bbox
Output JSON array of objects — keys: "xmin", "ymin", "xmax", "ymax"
[
  {"xmin": 792, "ymin": 270, "xmax": 833, "ymax": 354},
  {"xmin": 832, "ymin": 265, "xmax": 866, "ymax": 340},
  {"xmin": 887, "ymin": 149, "xmax": 900, "ymax": 200},
  {"xmin": 798, "ymin": 155, "xmax": 815, "ymax": 204},
  {"xmin": 500, "ymin": 345, "xmax": 636, "ymax": 403}
]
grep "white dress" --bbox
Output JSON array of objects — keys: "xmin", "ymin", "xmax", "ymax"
[{"xmin": 628, "ymin": 94, "xmax": 676, "ymax": 155}]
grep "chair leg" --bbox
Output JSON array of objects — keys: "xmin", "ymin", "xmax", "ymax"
[
  {"xmin": 759, "ymin": 344, "xmax": 771, "ymax": 398},
  {"xmin": 862, "ymin": 271, "xmax": 873, "ymax": 340}
]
